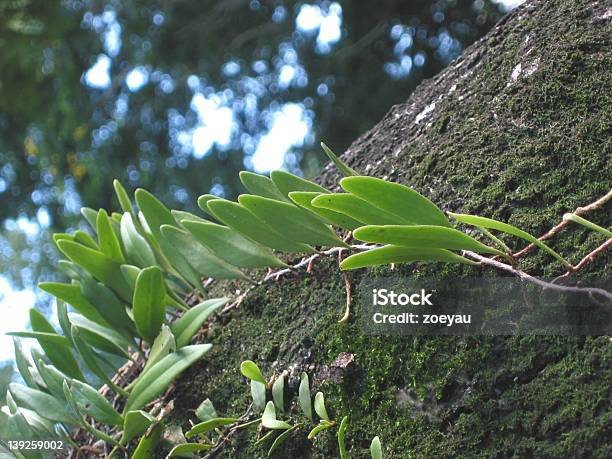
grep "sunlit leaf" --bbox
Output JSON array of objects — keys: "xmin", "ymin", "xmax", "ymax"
[
  {"xmin": 56, "ymin": 300, "xmax": 74, "ymax": 346},
  {"xmin": 65, "ymin": 379, "xmax": 123, "ymax": 426},
  {"xmin": 182, "ymin": 220, "xmax": 287, "ymax": 268},
  {"xmin": 125, "ymin": 344, "xmax": 212, "ymax": 412},
  {"xmin": 311, "ymin": 194, "xmax": 403, "ymax": 225},
  {"xmin": 197, "ymin": 194, "xmax": 223, "ymax": 217},
  {"xmin": 161, "ymin": 225, "xmax": 250, "ymax": 280},
  {"xmin": 28, "ymin": 308, "xmax": 84, "ymax": 381},
  {"xmin": 185, "ymin": 417, "xmax": 240, "ymax": 438},
  {"xmin": 371, "ymin": 436, "xmax": 382, "ymax": 459},
  {"xmin": 270, "ymin": 170, "xmax": 328, "ymax": 197},
  {"xmin": 36, "ymin": 361, "xmax": 68, "ymax": 400},
  {"xmin": 141, "ymin": 325, "xmax": 176, "ymax": 377},
  {"xmin": 12, "ymin": 338, "xmax": 36, "ymax": 389},
  {"xmin": 307, "ymin": 421, "xmax": 333, "ymax": 440},
  {"xmin": 341, "ymin": 245, "xmax": 478, "ymax": 270},
  {"xmin": 207, "ymin": 199, "xmax": 315, "ymax": 253},
  {"xmin": 240, "ymin": 171, "xmax": 289, "ymax": 202},
  {"xmin": 120, "ymin": 212, "xmax": 158, "ymax": 268},
  {"xmin": 353, "ymin": 225, "xmax": 505, "ymax": 256},
  {"xmin": 39, "ymin": 281, "xmax": 107, "ymax": 325},
  {"xmin": 57, "ymin": 260, "xmax": 81, "ymax": 279},
  {"xmin": 299, "ymin": 372, "xmax": 312, "ymax": 421},
  {"xmin": 195, "ymin": 399, "xmax": 217, "ymax": 422},
  {"xmin": 341, "ymin": 176, "xmax": 450, "ymax": 227},
  {"xmin": 240, "ymin": 360, "xmax": 266, "ymax": 384},
  {"xmin": 6, "ymin": 331, "xmax": 70, "ymax": 347},
  {"xmin": 171, "ymin": 209, "xmax": 208, "ymax": 224},
  {"xmin": 81, "ymin": 207, "xmax": 99, "ymax": 231},
  {"xmin": 56, "ymin": 239, "xmax": 132, "ymax": 302},
  {"xmin": 8, "ymin": 383, "xmax": 76, "ymax": 424},
  {"xmin": 321, "ymin": 142, "xmax": 358, "ymax": 176},
  {"xmin": 113, "ymin": 179, "xmax": 135, "ymax": 216},
  {"xmin": 563, "ymin": 213, "xmax": 612, "ymax": 238},
  {"xmin": 314, "ymin": 392, "xmax": 330, "ymax": 421},
  {"xmin": 337, "ymin": 415, "xmax": 349, "ymax": 459},
  {"xmin": 251, "ymin": 380, "xmax": 266, "ymax": 411},
  {"xmin": 448, "ymin": 212, "xmax": 571, "ymax": 266},
  {"xmin": 272, "ymin": 375, "xmax": 284, "ymax": 413},
  {"xmin": 96, "ymin": 209, "xmax": 125, "ymax": 263},
  {"xmin": 69, "ymin": 313, "xmax": 130, "ymax": 357},
  {"xmin": 288, "ymin": 191, "xmax": 363, "ymax": 230},
  {"xmin": 171, "ymin": 298, "xmax": 227, "ymax": 347},
  {"xmin": 167, "ymin": 443, "xmax": 212, "ymax": 457},
  {"xmin": 74, "ymin": 230, "xmax": 98, "ymax": 249},
  {"xmin": 238, "ymin": 194, "xmax": 348, "ymax": 247},
  {"xmin": 262, "ymin": 401, "xmax": 291, "ymax": 430},
  {"xmin": 135, "ymin": 188, "xmax": 203, "ymax": 289},
  {"xmin": 120, "ymin": 410, "xmax": 156, "ymax": 445},
  {"xmin": 133, "ymin": 266, "xmax": 166, "ymax": 343}
]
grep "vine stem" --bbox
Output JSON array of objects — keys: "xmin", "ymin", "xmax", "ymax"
[
  {"xmin": 462, "ymin": 251, "xmax": 612, "ymax": 303},
  {"xmin": 513, "ymin": 190, "xmax": 612, "ymax": 259}
]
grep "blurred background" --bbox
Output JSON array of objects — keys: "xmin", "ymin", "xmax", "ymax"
[{"xmin": 0, "ymin": 0, "xmax": 523, "ymax": 396}]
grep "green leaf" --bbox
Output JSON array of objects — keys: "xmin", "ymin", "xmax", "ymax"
[
  {"xmin": 353, "ymin": 225, "xmax": 505, "ymax": 256},
  {"xmin": 182, "ymin": 220, "xmax": 287, "ymax": 268},
  {"xmin": 238, "ymin": 194, "xmax": 348, "ymax": 247},
  {"xmin": 167, "ymin": 443, "xmax": 212, "ymax": 457},
  {"xmin": 239, "ymin": 171, "xmax": 289, "ymax": 202},
  {"xmin": 337, "ymin": 415, "xmax": 349, "ymax": 459},
  {"xmin": 74, "ymin": 230, "xmax": 98, "ymax": 249},
  {"xmin": 262, "ymin": 401, "xmax": 291, "ymax": 430},
  {"xmin": 448, "ymin": 212, "xmax": 571, "ymax": 267},
  {"xmin": 314, "ymin": 392, "xmax": 330, "ymax": 421},
  {"xmin": 268, "ymin": 423, "xmax": 301, "ymax": 456},
  {"xmin": 299, "ymin": 372, "xmax": 312, "ymax": 421},
  {"xmin": 113, "ymin": 179, "xmax": 135, "ymax": 216},
  {"xmin": 132, "ymin": 422, "xmax": 162, "ymax": 459},
  {"xmin": 36, "ymin": 361, "xmax": 68, "ymax": 400},
  {"xmin": 29, "ymin": 308, "xmax": 84, "ymax": 381},
  {"xmin": 69, "ymin": 313, "xmax": 130, "ymax": 357},
  {"xmin": 161, "ymin": 225, "xmax": 250, "ymax": 280},
  {"xmin": 39, "ymin": 281, "xmax": 107, "ymax": 325},
  {"xmin": 341, "ymin": 176, "xmax": 451, "ymax": 227},
  {"xmin": 56, "ymin": 300, "xmax": 74, "ymax": 346},
  {"xmin": 311, "ymin": 193, "xmax": 404, "ymax": 225},
  {"xmin": 251, "ymin": 380, "xmax": 266, "ymax": 411},
  {"xmin": 71, "ymin": 325, "xmax": 126, "ymax": 396},
  {"xmin": 272, "ymin": 375, "xmax": 284, "ymax": 413},
  {"xmin": 207, "ymin": 199, "xmax": 315, "ymax": 253},
  {"xmin": 171, "ymin": 209, "xmax": 208, "ymax": 224},
  {"xmin": 370, "ymin": 436, "xmax": 382, "ymax": 459},
  {"xmin": 141, "ymin": 324, "xmax": 176, "ymax": 377},
  {"xmin": 96, "ymin": 209, "xmax": 125, "ymax": 263},
  {"xmin": 57, "ymin": 260, "xmax": 81, "ymax": 279},
  {"xmin": 197, "ymin": 194, "xmax": 223, "ymax": 217},
  {"xmin": 288, "ymin": 191, "xmax": 363, "ymax": 230},
  {"xmin": 12, "ymin": 338, "xmax": 36, "ymax": 388},
  {"xmin": 120, "ymin": 410, "xmax": 156, "ymax": 445},
  {"xmin": 321, "ymin": 142, "xmax": 358, "ymax": 176},
  {"xmin": 240, "ymin": 360, "xmax": 266, "ymax": 384},
  {"xmin": 341, "ymin": 245, "xmax": 479, "ymax": 270},
  {"xmin": 307, "ymin": 421, "xmax": 334, "ymax": 440},
  {"xmin": 81, "ymin": 207, "xmax": 99, "ymax": 231},
  {"xmin": 171, "ymin": 298, "xmax": 227, "ymax": 347},
  {"xmin": 80, "ymin": 272, "xmax": 136, "ymax": 338},
  {"xmin": 135, "ymin": 188, "xmax": 202, "ymax": 289},
  {"xmin": 185, "ymin": 417, "xmax": 240, "ymax": 439},
  {"xmin": 56, "ymin": 239, "xmax": 132, "ymax": 302},
  {"xmin": 120, "ymin": 213, "xmax": 158, "ymax": 268},
  {"xmin": 270, "ymin": 170, "xmax": 328, "ymax": 197},
  {"xmin": 563, "ymin": 213, "xmax": 612, "ymax": 238},
  {"xmin": 6, "ymin": 331, "xmax": 70, "ymax": 347},
  {"xmin": 8, "ymin": 383, "xmax": 76, "ymax": 424},
  {"xmin": 65, "ymin": 379, "xmax": 123, "ymax": 425},
  {"xmin": 125, "ymin": 344, "xmax": 212, "ymax": 412},
  {"xmin": 133, "ymin": 266, "xmax": 166, "ymax": 343},
  {"xmin": 195, "ymin": 399, "xmax": 218, "ymax": 422}
]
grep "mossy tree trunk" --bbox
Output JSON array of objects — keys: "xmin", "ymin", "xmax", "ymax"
[{"xmin": 170, "ymin": 1, "xmax": 611, "ymax": 457}]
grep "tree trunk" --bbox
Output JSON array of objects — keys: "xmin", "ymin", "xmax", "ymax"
[{"xmin": 170, "ymin": 1, "xmax": 611, "ymax": 457}]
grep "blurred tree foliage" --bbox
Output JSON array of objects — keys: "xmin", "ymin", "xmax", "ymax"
[{"xmin": 0, "ymin": 0, "xmax": 504, "ymax": 288}]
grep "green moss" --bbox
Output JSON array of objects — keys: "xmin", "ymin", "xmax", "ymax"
[{"xmin": 166, "ymin": 0, "xmax": 610, "ymax": 457}]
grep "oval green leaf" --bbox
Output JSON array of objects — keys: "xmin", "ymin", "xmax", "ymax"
[
  {"xmin": 298, "ymin": 372, "xmax": 312, "ymax": 421},
  {"xmin": 240, "ymin": 360, "xmax": 266, "ymax": 384},
  {"xmin": 321, "ymin": 142, "xmax": 358, "ymax": 176},
  {"xmin": 311, "ymin": 194, "xmax": 404, "ymax": 225},
  {"xmin": 262, "ymin": 401, "xmax": 291, "ymax": 430},
  {"xmin": 185, "ymin": 417, "xmax": 240, "ymax": 439},
  {"xmin": 340, "ymin": 245, "xmax": 478, "ymax": 270},
  {"xmin": 371, "ymin": 436, "xmax": 383, "ymax": 459},
  {"xmin": 288, "ymin": 191, "xmax": 363, "ymax": 230},
  {"xmin": 168, "ymin": 443, "xmax": 212, "ymax": 457},
  {"xmin": 270, "ymin": 170, "xmax": 328, "ymax": 197},
  {"xmin": 96, "ymin": 209, "xmax": 125, "ymax": 263},
  {"xmin": 272, "ymin": 375, "xmax": 284, "ymax": 413},
  {"xmin": 314, "ymin": 392, "xmax": 330, "ymax": 421},
  {"xmin": 66, "ymin": 379, "xmax": 123, "ymax": 426},
  {"xmin": 120, "ymin": 212, "xmax": 158, "ymax": 268},
  {"xmin": 171, "ymin": 298, "xmax": 227, "ymax": 348},
  {"xmin": 239, "ymin": 171, "xmax": 289, "ymax": 202},
  {"xmin": 133, "ymin": 266, "xmax": 166, "ymax": 344},
  {"xmin": 120, "ymin": 410, "xmax": 156, "ymax": 445},
  {"xmin": 8, "ymin": 383, "xmax": 76, "ymax": 424}
]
